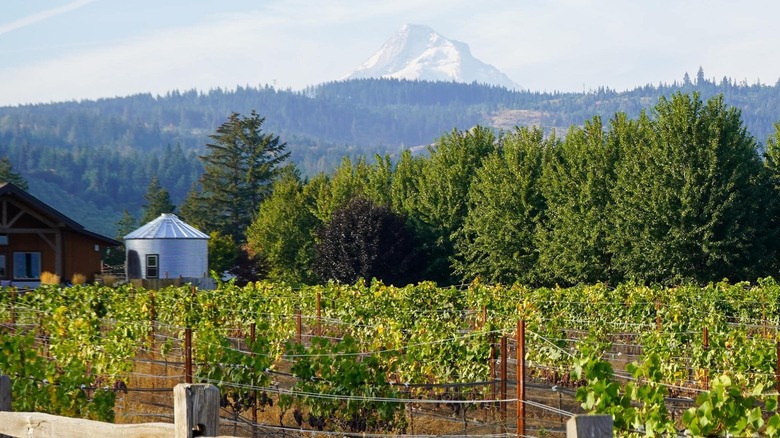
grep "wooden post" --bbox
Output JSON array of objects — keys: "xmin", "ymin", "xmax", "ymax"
[
  {"xmin": 174, "ymin": 383, "xmax": 220, "ymax": 438},
  {"xmin": 516, "ymin": 320, "xmax": 525, "ymax": 438},
  {"xmin": 566, "ymin": 415, "xmax": 613, "ymax": 438},
  {"xmin": 500, "ymin": 335, "xmax": 507, "ymax": 425},
  {"xmin": 149, "ymin": 290, "xmax": 156, "ymax": 347},
  {"xmin": 185, "ymin": 328, "xmax": 193, "ymax": 384},
  {"xmin": 1, "ymin": 375, "xmax": 10, "ymax": 438},
  {"xmin": 250, "ymin": 323, "xmax": 257, "ymax": 438},
  {"xmin": 776, "ymin": 337, "xmax": 780, "ymax": 398},
  {"xmin": 702, "ymin": 327, "xmax": 709, "ymax": 390},
  {"xmin": 316, "ymin": 292, "xmax": 321, "ymax": 336},
  {"xmin": 296, "ymin": 310, "xmax": 302, "ymax": 345},
  {"xmin": 489, "ymin": 334, "xmax": 496, "ymax": 417},
  {"xmin": 9, "ymin": 288, "xmax": 15, "ymax": 328},
  {"xmin": 0, "ymin": 375, "xmax": 10, "ymax": 411}
]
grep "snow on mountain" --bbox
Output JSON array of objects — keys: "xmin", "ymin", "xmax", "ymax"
[{"xmin": 342, "ymin": 24, "xmax": 519, "ymax": 89}]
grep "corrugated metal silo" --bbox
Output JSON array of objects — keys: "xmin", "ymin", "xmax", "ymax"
[{"xmin": 124, "ymin": 213, "xmax": 209, "ymax": 280}]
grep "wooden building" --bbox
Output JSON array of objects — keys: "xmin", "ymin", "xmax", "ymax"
[{"xmin": 0, "ymin": 182, "xmax": 120, "ymax": 287}]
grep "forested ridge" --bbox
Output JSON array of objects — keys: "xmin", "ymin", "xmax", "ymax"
[{"xmin": 1, "ymin": 71, "xmax": 779, "ymax": 243}]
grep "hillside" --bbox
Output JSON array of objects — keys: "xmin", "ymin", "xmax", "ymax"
[{"xmin": 0, "ymin": 74, "xmax": 779, "ymax": 237}]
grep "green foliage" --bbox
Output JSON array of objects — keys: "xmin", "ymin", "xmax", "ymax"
[
  {"xmin": 207, "ymin": 231, "xmax": 238, "ymax": 275},
  {"xmin": 1, "ymin": 279, "xmax": 780, "ymax": 434},
  {"xmin": 682, "ymin": 375, "xmax": 779, "ymax": 437},
  {"xmin": 189, "ymin": 111, "xmax": 289, "ymax": 242},
  {"xmin": 0, "ymin": 156, "xmax": 28, "ymax": 190},
  {"xmin": 246, "ymin": 166, "xmax": 319, "ymax": 285},
  {"xmin": 536, "ymin": 116, "xmax": 619, "ymax": 285},
  {"xmin": 140, "ymin": 176, "xmax": 175, "ymax": 224},
  {"xmin": 283, "ymin": 336, "xmax": 406, "ymax": 433},
  {"xmin": 409, "ymin": 126, "xmax": 497, "ymax": 284},
  {"xmin": 454, "ymin": 126, "xmax": 549, "ymax": 284},
  {"xmin": 610, "ymin": 93, "xmax": 771, "ymax": 284}
]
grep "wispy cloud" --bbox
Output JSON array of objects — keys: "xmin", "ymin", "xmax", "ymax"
[{"xmin": 0, "ymin": 0, "xmax": 98, "ymax": 36}]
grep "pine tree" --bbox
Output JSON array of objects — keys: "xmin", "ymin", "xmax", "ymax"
[
  {"xmin": 141, "ymin": 176, "xmax": 176, "ymax": 224},
  {"xmin": 193, "ymin": 111, "xmax": 289, "ymax": 242},
  {"xmin": 0, "ymin": 156, "xmax": 29, "ymax": 191}
]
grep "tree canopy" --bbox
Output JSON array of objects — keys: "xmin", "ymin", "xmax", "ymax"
[{"xmin": 185, "ymin": 111, "xmax": 289, "ymax": 243}]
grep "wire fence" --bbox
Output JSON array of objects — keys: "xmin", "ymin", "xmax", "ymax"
[{"xmin": 1, "ymin": 290, "xmax": 779, "ymax": 437}]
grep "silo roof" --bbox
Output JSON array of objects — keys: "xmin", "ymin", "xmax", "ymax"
[{"xmin": 124, "ymin": 213, "xmax": 210, "ymax": 240}]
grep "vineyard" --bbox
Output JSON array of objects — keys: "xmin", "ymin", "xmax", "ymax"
[{"xmin": 1, "ymin": 278, "xmax": 780, "ymax": 437}]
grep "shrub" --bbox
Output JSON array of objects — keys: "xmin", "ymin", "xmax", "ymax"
[
  {"xmin": 71, "ymin": 273, "xmax": 87, "ymax": 285},
  {"xmin": 101, "ymin": 275, "xmax": 119, "ymax": 287},
  {"xmin": 40, "ymin": 271, "xmax": 60, "ymax": 285}
]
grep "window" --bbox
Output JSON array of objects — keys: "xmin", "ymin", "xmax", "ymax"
[
  {"xmin": 146, "ymin": 254, "xmax": 159, "ymax": 279},
  {"xmin": 0, "ymin": 254, "xmax": 6, "ymax": 278},
  {"xmin": 0, "ymin": 235, "xmax": 8, "ymax": 245},
  {"xmin": 13, "ymin": 252, "xmax": 41, "ymax": 280}
]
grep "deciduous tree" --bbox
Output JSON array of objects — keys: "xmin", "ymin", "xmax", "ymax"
[
  {"xmin": 535, "ymin": 116, "xmax": 620, "ymax": 285},
  {"xmin": 610, "ymin": 93, "xmax": 770, "ymax": 283},
  {"xmin": 312, "ymin": 197, "xmax": 419, "ymax": 285},
  {"xmin": 454, "ymin": 126, "xmax": 549, "ymax": 284},
  {"xmin": 247, "ymin": 166, "xmax": 319, "ymax": 285}
]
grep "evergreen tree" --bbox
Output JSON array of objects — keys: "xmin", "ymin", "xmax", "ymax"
[
  {"xmin": 0, "ymin": 156, "xmax": 29, "ymax": 191},
  {"xmin": 141, "ymin": 176, "xmax": 176, "ymax": 224},
  {"xmin": 114, "ymin": 209, "xmax": 137, "ymax": 240},
  {"xmin": 191, "ymin": 111, "xmax": 289, "ymax": 242},
  {"xmin": 104, "ymin": 210, "xmax": 137, "ymax": 266},
  {"xmin": 178, "ymin": 182, "xmax": 209, "ymax": 231}
]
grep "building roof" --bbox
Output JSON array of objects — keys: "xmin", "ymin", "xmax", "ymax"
[
  {"xmin": 125, "ymin": 213, "xmax": 210, "ymax": 240},
  {"xmin": 0, "ymin": 182, "xmax": 120, "ymax": 246}
]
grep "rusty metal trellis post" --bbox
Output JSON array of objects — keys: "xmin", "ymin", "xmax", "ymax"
[{"xmin": 517, "ymin": 320, "xmax": 525, "ymax": 438}]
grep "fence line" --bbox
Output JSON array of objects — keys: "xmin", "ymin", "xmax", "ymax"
[{"xmin": 0, "ymin": 380, "xmax": 236, "ymax": 438}]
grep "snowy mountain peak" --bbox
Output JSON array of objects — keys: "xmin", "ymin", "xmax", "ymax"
[{"xmin": 342, "ymin": 24, "xmax": 519, "ymax": 89}]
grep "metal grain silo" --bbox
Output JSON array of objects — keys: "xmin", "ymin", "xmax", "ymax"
[{"xmin": 124, "ymin": 213, "xmax": 209, "ymax": 280}]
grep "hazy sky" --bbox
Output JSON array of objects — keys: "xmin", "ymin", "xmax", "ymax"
[{"xmin": 2, "ymin": 0, "xmax": 779, "ymax": 106}]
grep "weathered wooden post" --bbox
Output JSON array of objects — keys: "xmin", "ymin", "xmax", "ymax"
[
  {"xmin": 776, "ymin": 337, "xmax": 780, "ymax": 399},
  {"xmin": 500, "ymin": 335, "xmax": 507, "ymax": 425},
  {"xmin": 296, "ymin": 309, "xmax": 302, "ymax": 345},
  {"xmin": 702, "ymin": 326, "xmax": 709, "ymax": 390},
  {"xmin": 0, "ymin": 375, "xmax": 10, "ymax": 412},
  {"xmin": 250, "ymin": 322, "xmax": 258, "ymax": 438},
  {"xmin": 174, "ymin": 383, "xmax": 220, "ymax": 438}
]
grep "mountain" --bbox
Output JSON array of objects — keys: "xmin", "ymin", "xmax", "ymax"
[{"xmin": 342, "ymin": 24, "xmax": 519, "ymax": 89}]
